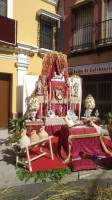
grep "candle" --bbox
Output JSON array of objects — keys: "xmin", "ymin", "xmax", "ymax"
[
  {"xmin": 53, "ymin": 91, "xmax": 55, "ymax": 112},
  {"xmin": 72, "ymin": 92, "xmax": 74, "ymax": 110},
  {"xmin": 47, "ymin": 91, "xmax": 48, "ymax": 103},
  {"xmin": 67, "ymin": 90, "xmax": 68, "ymax": 111},
  {"xmin": 49, "ymin": 82, "xmax": 51, "ymax": 110},
  {"xmin": 53, "ymin": 90, "xmax": 55, "ymax": 109},
  {"xmin": 72, "ymin": 81, "xmax": 74, "ymax": 99},
  {"xmin": 47, "ymin": 91, "xmax": 48, "ymax": 114},
  {"xmin": 74, "ymin": 103, "xmax": 76, "ymax": 113},
  {"xmin": 70, "ymin": 87, "xmax": 71, "ymax": 109},
  {"xmin": 60, "ymin": 106, "xmax": 62, "ymax": 114},
  {"xmin": 41, "ymin": 103, "xmax": 42, "ymax": 114},
  {"xmin": 50, "ymin": 82, "xmax": 51, "ymax": 101}
]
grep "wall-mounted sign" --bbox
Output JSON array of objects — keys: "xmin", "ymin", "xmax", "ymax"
[{"xmin": 69, "ymin": 62, "xmax": 112, "ymax": 76}]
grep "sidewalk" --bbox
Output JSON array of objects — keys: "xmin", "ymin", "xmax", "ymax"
[
  {"xmin": 0, "ymin": 128, "xmax": 112, "ymax": 191},
  {"xmin": 0, "ymin": 129, "xmax": 35, "ymax": 189}
]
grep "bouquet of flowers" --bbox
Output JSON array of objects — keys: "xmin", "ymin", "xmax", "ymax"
[{"xmin": 28, "ymin": 96, "xmax": 39, "ymax": 111}]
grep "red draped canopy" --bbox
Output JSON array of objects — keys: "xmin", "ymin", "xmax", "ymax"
[{"xmin": 41, "ymin": 52, "xmax": 69, "ymax": 84}]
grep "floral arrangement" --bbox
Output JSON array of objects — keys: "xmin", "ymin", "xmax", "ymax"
[
  {"xmin": 84, "ymin": 94, "xmax": 95, "ymax": 118},
  {"xmin": 84, "ymin": 94, "xmax": 95, "ymax": 109},
  {"xmin": 28, "ymin": 96, "xmax": 39, "ymax": 111}
]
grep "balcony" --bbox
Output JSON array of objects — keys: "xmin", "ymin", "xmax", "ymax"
[
  {"xmin": 0, "ymin": 15, "xmax": 17, "ymax": 46},
  {"xmin": 95, "ymin": 19, "xmax": 112, "ymax": 46},
  {"xmin": 71, "ymin": 22, "xmax": 94, "ymax": 51},
  {"xmin": 71, "ymin": 19, "xmax": 112, "ymax": 52}
]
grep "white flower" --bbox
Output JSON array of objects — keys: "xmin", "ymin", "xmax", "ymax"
[{"xmin": 28, "ymin": 96, "xmax": 39, "ymax": 111}]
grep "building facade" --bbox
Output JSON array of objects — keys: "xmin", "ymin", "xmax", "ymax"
[
  {"xmin": 59, "ymin": 0, "xmax": 112, "ymax": 118},
  {"xmin": 0, "ymin": 0, "xmax": 61, "ymax": 128}
]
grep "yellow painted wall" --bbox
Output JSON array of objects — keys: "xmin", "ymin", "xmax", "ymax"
[
  {"xmin": 0, "ymin": 56, "xmax": 17, "ymax": 113},
  {"xmin": 13, "ymin": 0, "xmax": 57, "ymax": 75},
  {"xmin": 27, "ymin": 54, "xmax": 43, "ymax": 75},
  {"xmin": 0, "ymin": 0, "xmax": 57, "ymax": 117},
  {"xmin": 13, "ymin": 0, "xmax": 56, "ymax": 46}
]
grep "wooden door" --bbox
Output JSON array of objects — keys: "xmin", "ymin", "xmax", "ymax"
[{"xmin": 0, "ymin": 78, "xmax": 9, "ymax": 128}]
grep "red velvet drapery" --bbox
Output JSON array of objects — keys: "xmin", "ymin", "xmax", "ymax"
[{"xmin": 41, "ymin": 52, "xmax": 69, "ymax": 85}]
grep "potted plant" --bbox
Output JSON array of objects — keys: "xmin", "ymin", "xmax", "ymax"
[
  {"xmin": 99, "ymin": 112, "xmax": 112, "ymax": 140},
  {"xmin": 8, "ymin": 116, "xmax": 31, "ymax": 144}
]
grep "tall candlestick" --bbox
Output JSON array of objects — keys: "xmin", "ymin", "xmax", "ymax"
[
  {"xmin": 72, "ymin": 93, "xmax": 74, "ymax": 111},
  {"xmin": 47, "ymin": 91, "xmax": 48, "ymax": 113},
  {"xmin": 50, "ymin": 82, "xmax": 51, "ymax": 101},
  {"xmin": 60, "ymin": 105, "xmax": 62, "ymax": 116},
  {"xmin": 67, "ymin": 90, "xmax": 68, "ymax": 111},
  {"xmin": 47, "ymin": 91, "xmax": 48, "ymax": 102},
  {"xmin": 74, "ymin": 103, "xmax": 76, "ymax": 114},
  {"xmin": 53, "ymin": 91, "xmax": 55, "ymax": 112},
  {"xmin": 70, "ymin": 88, "xmax": 71, "ymax": 109},
  {"xmin": 41, "ymin": 103, "xmax": 42, "ymax": 115},
  {"xmin": 49, "ymin": 82, "xmax": 51, "ymax": 110}
]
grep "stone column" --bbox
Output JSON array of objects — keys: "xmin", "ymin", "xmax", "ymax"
[{"xmin": 16, "ymin": 53, "xmax": 30, "ymax": 116}]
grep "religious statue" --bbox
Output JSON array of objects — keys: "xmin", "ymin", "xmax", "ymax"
[
  {"xmin": 73, "ymin": 82, "xmax": 79, "ymax": 97},
  {"xmin": 37, "ymin": 78, "xmax": 42, "ymax": 96}
]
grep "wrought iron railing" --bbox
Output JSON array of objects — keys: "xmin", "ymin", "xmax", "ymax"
[
  {"xmin": 71, "ymin": 19, "xmax": 112, "ymax": 51},
  {"xmin": 71, "ymin": 22, "xmax": 94, "ymax": 51},
  {"xmin": 38, "ymin": 15, "xmax": 58, "ymax": 51},
  {"xmin": 96, "ymin": 19, "xmax": 112, "ymax": 45}
]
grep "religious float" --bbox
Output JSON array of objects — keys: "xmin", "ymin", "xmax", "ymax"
[{"xmin": 11, "ymin": 51, "xmax": 112, "ymax": 174}]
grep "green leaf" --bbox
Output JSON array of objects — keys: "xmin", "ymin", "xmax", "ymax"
[
  {"xmin": 25, "ymin": 173, "xmax": 32, "ymax": 182},
  {"xmin": 99, "ymin": 112, "xmax": 112, "ymax": 126},
  {"xmin": 16, "ymin": 125, "xmax": 20, "ymax": 133},
  {"xmin": 33, "ymin": 173, "xmax": 39, "ymax": 182},
  {"xmin": 16, "ymin": 169, "xmax": 27, "ymax": 181},
  {"xmin": 8, "ymin": 116, "xmax": 31, "ymax": 144},
  {"xmin": 15, "ymin": 165, "xmax": 72, "ymax": 183}
]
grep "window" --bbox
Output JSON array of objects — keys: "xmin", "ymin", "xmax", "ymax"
[
  {"xmin": 40, "ymin": 15, "xmax": 58, "ymax": 50},
  {"xmin": 38, "ymin": 9, "xmax": 61, "ymax": 51},
  {"xmin": 0, "ymin": 0, "xmax": 7, "ymax": 17},
  {"xmin": 96, "ymin": 0, "xmax": 112, "ymax": 45},
  {"xmin": 107, "ymin": 0, "xmax": 112, "ymax": 39},
  {"xmin": 71, "ymin": 3, "xmax": 94, "ymax": 50}
]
